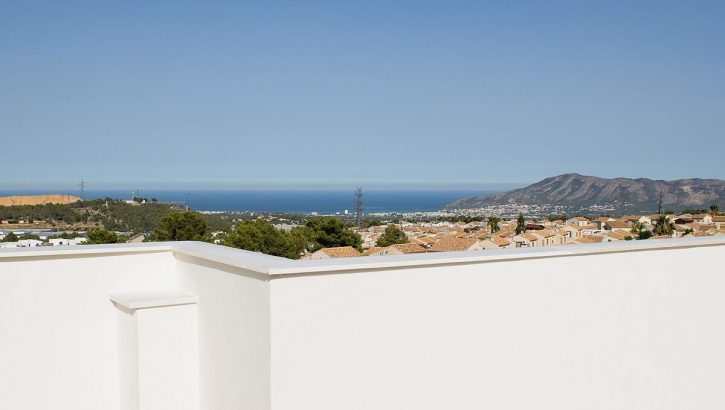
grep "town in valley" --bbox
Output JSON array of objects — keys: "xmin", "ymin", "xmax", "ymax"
[{"xmin": 1, "ymin": 190, "xmax": 723, "ymax": 260}]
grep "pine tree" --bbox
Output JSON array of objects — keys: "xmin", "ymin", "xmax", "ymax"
[
  {"xmin": 487, "ymin": 216, "xmax": 501, "ymax": 233},
  {"xmin": 515, "ymin": 213, "xmax": 526, "ymax": 235},
  {"xmin": 376, "ymin": 224, "xmax": 408, "ymax": 247}
]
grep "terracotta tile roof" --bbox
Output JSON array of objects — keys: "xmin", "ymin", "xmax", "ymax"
[
  {"xmin": 530, "ymin": 229, "xmax": 556, "ymax": 238},
  {"xmin": 389, "ymin": 243, "xmax": 427, "ymax": 254},
  {"xmin": 428, "ymin": 237, "xmax": 479, "ymax": 252},
  {"xmin": 491, "ymin": 236, "xmax": 510, "ymax": 246},
  {"xmin": 570, "ymin": 216, "xmax": 589, "ymax": 222},
  {"xmin": 713, "ymin": 216, "xmax": 725, "ymax": 223},
  {"xmin": 363, "ymin": 247, "xmax": 385, "ymax": 256},
  {"xmin": 606, "ymin": 220, "xmax": 631, "ymax": 229},
  {"xmin": 498, "ymin": 228, "xmax": 516, "ymax": 236},
  {"xmin": 518, "ymin": 233, "xmax": 539, "ymax": 241},
  {"xmin": 576, "ymin": 235, "xmax": 604, "ymax": 244},
  {"xmin": 606, "ymin": 231, "xmax": 631, "ymax": 240},
  {"xmin": 319, "ymin": 246, "xmax": 361, "ymax": 258}
]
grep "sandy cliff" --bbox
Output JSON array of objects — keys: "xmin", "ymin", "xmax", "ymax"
[{"xmin": 0, "ymin": 194, "xmax": 82, "ymax": 206}]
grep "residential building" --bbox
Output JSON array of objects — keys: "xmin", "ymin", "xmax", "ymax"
[
  {"xmin": 566, "ymin": 216, "xmax": 590, "ymax": 227},
  {"xmin": 594, "ymin": 216, "xmax": 616, "ymax": 230},
  {"xmin": 714, "ymin": 215, "xmax": 725, "ymax": 230},
  {"xmin": 428, "ymin": 237, "xmax": 482, "ymax": 252},
  {"xmin": 561, "ymin": 225, "xmax": 581, "ymax": 240},
  {"xmin": 604, "ymin": 220, "xmax": 632, "ymax": 232},
  {"xmin": 574, "ymin": 235, "xmax": 604, "ymax": 244},
  {"xmin": 529, "ymin": 229, "xmax": 557, "ymax": 246},
  {"xmin": 18, "ymin": 239, "xmax": 43, "ymax": 247},
  {"xmin": 309, "ymin": 246, "xmax": 361, "ymax": 259},
  {"xmin": 480, "ymin": 236, "xmax": 511, "ymax": 250},
  {"xmin": 49, "ymin": 237, "xmax": 87, "ymax": 246},
  {"xmin": 366, "ymin": 243, "xmax": 428, "ymax": 256},
  {"xmin": 513, "ymin": 232, "xmax": 540, "ymax": 247},
  {"xmin": 691, "ymin": 214, "xmax": 713, "ymax": 224},
  {"xmin": 604, "ymin": 230, "xmax": 632, "ymax": 242}
]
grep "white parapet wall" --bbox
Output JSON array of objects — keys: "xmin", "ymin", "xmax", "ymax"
[{"xmin": 1, "ymin": 237, "xmax": 725, "ymax": 410}]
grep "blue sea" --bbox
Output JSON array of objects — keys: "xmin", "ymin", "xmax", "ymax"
[{"xmin": 0, "ymin": 189, "xmax": 496, "ymax": 214}]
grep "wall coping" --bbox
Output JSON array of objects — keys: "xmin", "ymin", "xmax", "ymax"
[
  {"xmin": 110, "ymin": 290, "xmax": 199, "ymax": 310},
  {"xmin": 1, "ymin": 236, "xmax": 724, "ymax": 277}
]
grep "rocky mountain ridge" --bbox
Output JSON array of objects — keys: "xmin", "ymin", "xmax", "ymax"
[{"xmin": 444, "ymin": 173, "xmax": 725, "ymax": 213}]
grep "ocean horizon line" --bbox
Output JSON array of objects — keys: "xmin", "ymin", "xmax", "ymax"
[
  {"xmin": 0, "ymin": 182, "xmax": 526, "ymax": 192},
  {"xmin": 0, "ymin": 188, "xmax": 502, "ymax": 214}
]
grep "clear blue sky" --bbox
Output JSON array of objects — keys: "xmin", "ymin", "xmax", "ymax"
[{"xmin": 1, "ymin": 0, "xmax": 723, "ymax": 189}]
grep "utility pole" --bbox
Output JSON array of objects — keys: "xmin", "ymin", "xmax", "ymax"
[
  {"xmin": 657, "ymin": 191, "xmax": 663, "ymax": 214},
  {"xmin": 354, "ymin": 187, "xmax": 364, "ymax": 226},
  {"xmin": 78, "ymin": 178, "xmax": 87, "ymax": 200}
]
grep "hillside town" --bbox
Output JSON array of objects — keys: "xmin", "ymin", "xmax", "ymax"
[
  {"xmin": 1, "ymin": 192, "xmax": 723, "ymax": 263},
  {"xmin": 3, "ymin": 210, "xmax": 725, "ymax": 259},
  {"xmin": 306, "ymin": 212, "xmax": 725, "ymax": 259}
]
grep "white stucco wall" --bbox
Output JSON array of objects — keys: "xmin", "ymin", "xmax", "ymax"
[
  {"xmin": 0, "ymin": 249, "xmax": 178, "ymax": 409},
  {"xmin": 1, "ymin": 238, "xmax": 725, "ymax": 410},
  {"xmin": 0, "ymin": 244, "xmax": 271, "ymax": 410},
  {"xmin": 174, "ymin": 253, "xmax": 271, "ymax": 410},
  {"xmin": 270, "ymin": 244, "xmax": 725, "ymax": 410}
]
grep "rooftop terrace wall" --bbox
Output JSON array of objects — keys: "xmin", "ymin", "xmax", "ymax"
[{"xmin": 1, "ymin": 237, "xmax": 724, "ymax": 410}]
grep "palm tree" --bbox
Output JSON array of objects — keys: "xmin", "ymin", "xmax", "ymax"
[
  {"xmin": 710, "ymin": 204, "xmax": 720, "ymax": 216},
  {"xmin": 631, "ymin": 221, "xmax": 647, "ymax": 237},
  {"xmin": 487, "ymin": 216, "xmax": 501, "ymax": 233},
  {"xmin": 652, "ymin": 214, "xmax": 675, "ymax": 236}
]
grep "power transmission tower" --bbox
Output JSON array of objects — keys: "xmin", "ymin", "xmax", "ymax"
[
  {"xmin": 354, "ymin": 187, "xmax": 364, "ymax": 226},
  {"xmin": 78, "ymin": 178, "xmax": 87, "ymax": 200}
]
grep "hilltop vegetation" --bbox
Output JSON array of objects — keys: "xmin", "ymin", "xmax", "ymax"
[
  {"xmin": 0, "ymin": 199, "xmax": 361, "ymax": 259},
  {"xmin": 0, "ymin": 199, "xmax": 231, "ymax": 233}
]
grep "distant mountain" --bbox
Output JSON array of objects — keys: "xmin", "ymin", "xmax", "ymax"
[{"xmin": 444, "ymin": 173, "xmax": 725, "ymax": 213}]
